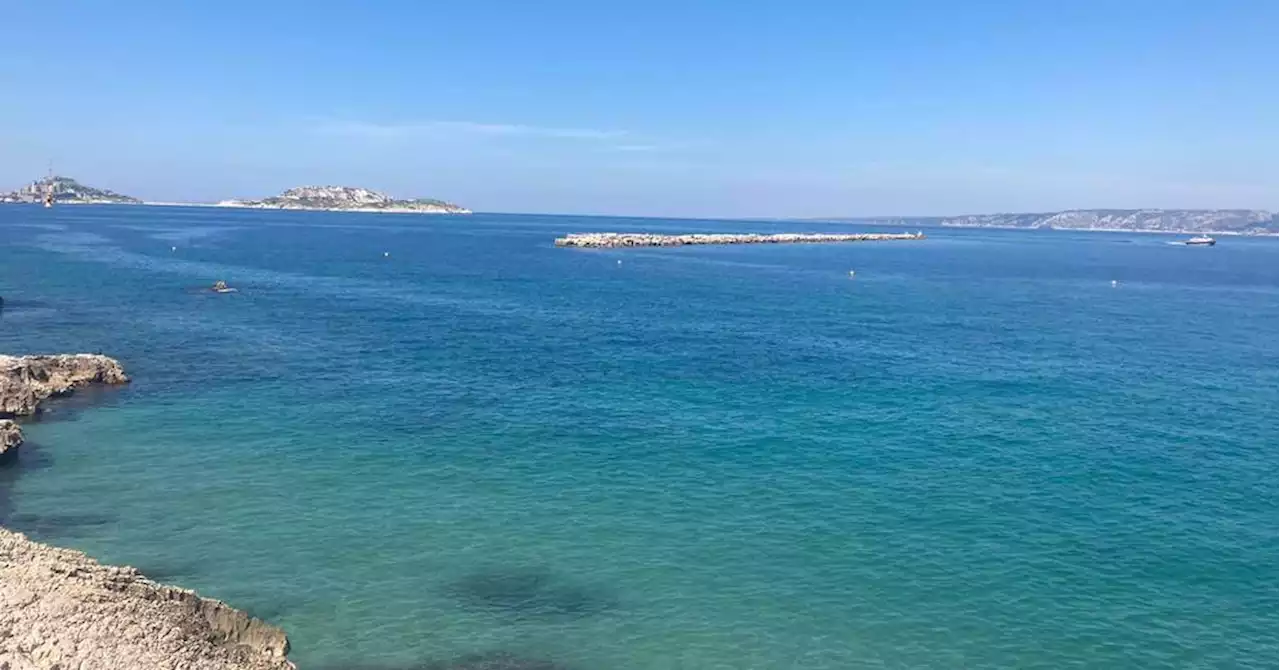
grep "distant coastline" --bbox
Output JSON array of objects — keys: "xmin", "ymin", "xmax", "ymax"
[
  {"xmin": 934, "ymin": 222, "xmax": 1279, "ymax": 236},
  {"xmin": 818, "ymin": 208, "xmax": 1279, "ymax": 236},
  {"xmin": 3, "ymin": 175, "xmax": 1276, "ymax": 234}
]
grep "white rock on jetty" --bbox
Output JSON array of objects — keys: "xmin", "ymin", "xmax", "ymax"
[
  {"xmin": 0, "ymin": 354, "xmax": 130, "ymax": 418},
  {"xmin": 553, "ymin": 231, "xmax": 926, "ymax": 248},
  {"xmin": 0, "ymin": 527, "xmax": 295, "ymax": 670},
  {"xmin": 0, "ymin": 419, "xmax": 20, "ymax": 457}
]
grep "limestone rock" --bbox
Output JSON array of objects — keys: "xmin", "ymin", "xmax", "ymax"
[
  {"xmin": 0, "ymin": 527, "xmax": 295, "ymax": 670},
  {"xmin": 0, "ymin": 354, "xmax": 130, "ymax": 417},
  {"xmin": 0, "ymin": 419, "xmax": 21, "ymax": 457}
]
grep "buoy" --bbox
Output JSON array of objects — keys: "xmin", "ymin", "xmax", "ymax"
[
  {"xmin": 384, "ymin": 251, "xmax": 390, "ymax": 258},
  {"xmin": 617, "ymin": 259, "xmax": 623, "ymax": 265}
]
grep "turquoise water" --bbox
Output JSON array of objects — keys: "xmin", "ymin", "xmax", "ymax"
[{"xmin": 0, "ymin": 205, "xmax": 1275, "ymax": 669}]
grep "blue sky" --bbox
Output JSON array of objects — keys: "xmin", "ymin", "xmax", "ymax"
[{"xmin": 1, "ymin": 0, "xmax": 1276, "ymax": 217}]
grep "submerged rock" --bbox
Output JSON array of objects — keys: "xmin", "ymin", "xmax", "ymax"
[
  {"xmin": 0, "ymin": 419, "xmax": 20, "ymax": 457},
  {"xmin": 448, "ymin": 566, "xmax": 615, "ymax": 618},
  {"xmin": 323, "ymin": 651, "xmax": 572, "ymax": 670},
  {"xmin": 427, "ymin": 652, "xmax": 571, "ymax": 670},
  {"xmin": 0, "ymin": 353, "xmax": 129, "ymax": 417},
  {"xmin": 3, "ymin": 512, "xmax": 118, "ymax": 538},
  {"xmin": 0, "ymin": 527, "xmax": 295, "ymax": 670}
]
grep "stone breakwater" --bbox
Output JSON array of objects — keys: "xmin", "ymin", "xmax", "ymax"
[
  {"xmin": 554, "ymin": 231, "xmax": 926, "ymax": 248},
  {"xmin": 0, "ymin": 354, "xmax": 130, "ymax": 418},
  {"xmin": 0, "ymin": 527, "xmax": 295, "ymax": 670}
]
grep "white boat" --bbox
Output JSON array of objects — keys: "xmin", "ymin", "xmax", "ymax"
[{"xmin": 1184, "ymin": 236, "xmax": 1216, "ymax": 246}]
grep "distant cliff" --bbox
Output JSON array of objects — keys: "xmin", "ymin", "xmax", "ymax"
[
  {"xmin": 0, "ymin": 176, "xmax": 141, "ymax": 205},
  {"xmin": 219, "ymin": 186, "xmax": 471, "ymax": 214},
  {"xmin": 836, "ymin": 209, "xmax": 1278, "ymax": 235}
]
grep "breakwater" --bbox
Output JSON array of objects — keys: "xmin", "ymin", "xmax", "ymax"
[{"xmin": 554, "ymin": 231, "xmax": 925, "ymax": 248}]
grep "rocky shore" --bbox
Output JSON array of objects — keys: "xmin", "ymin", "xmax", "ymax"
[
  {"xmin": 553, "ymin": 231, "xmax": 926, "ymax": 248},
  {"xmin": 0, "ymin": 527, "xmax": 294, "ymax": 670},
  {"xmin": 0, "ymin": 353, "xmax": 297, "ymax": 669}
]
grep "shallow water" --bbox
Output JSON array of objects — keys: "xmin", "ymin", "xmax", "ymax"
[{"xmin": 1, "ymin": 205, "xmax": 1276, "ymax": 669}]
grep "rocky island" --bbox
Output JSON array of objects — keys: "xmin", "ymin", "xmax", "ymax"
[
  {"xmin": 555, "ymin": 231, "xmax": 925, "ymax": 248},
  {"xmin": 0, "ymin": 176, "xmax": 141, "ymax": 205},
  {"xmin": 219, "ymin": 185, "xmax": 471, "ymax": 214}
]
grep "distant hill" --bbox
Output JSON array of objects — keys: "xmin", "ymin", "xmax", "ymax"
[
  {"xmin": 824, "ymin": 209, "xmax": 1278, "ymax": 235},
  {"xmin": 0, "ymin": 176, "xmax": 141, "ymax": 205},
  {"xmin": 218, "ymin": 186, "xmax": 470, "ymax": 214}
]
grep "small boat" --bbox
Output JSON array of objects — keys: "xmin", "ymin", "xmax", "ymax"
[
  {"xmin": 1184, "ymin": 236, "xmax": 1216, "ymax": 246},
  {"xmin": 210, "ymin": 280, "xmax": 238, "ymax": 294}
]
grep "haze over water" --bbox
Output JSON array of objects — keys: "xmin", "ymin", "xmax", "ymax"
[{"xmin": 0, "ymin": 206, "xmax": 1276, "ymax": 669}]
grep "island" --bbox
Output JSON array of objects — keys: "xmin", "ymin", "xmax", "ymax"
[
  {"xmin": 822, "ymin": 209, "xmax": 1279, "ymax": 236},
  {"xmin": 218, "ymin": 186, "xmax": 471, "ymax": 214},
  {"xmin": 0, "ymin": 176, "xmax": 141, "ymax": 205},
  {"xmin": 555, "ymin": 231, "xmax": 925, "ymax": 248}
]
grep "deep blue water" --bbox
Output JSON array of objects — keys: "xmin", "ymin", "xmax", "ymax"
[{"xmin": 0, "ymin": 205, "xmax": 1276, "ymax": 669}]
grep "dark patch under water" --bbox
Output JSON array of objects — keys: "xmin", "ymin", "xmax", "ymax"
[
  {"xmin": 0, "ymin": 298, "xmax": 52, "ymax": 310},
  {"xmin": 0, "ymin": 438, "xmax": 55, "ymax": 471},
  {"xmin": 21, "ymin": 384, "xmax": 129, "ymax": 422},
  {"xmin": 2, "ymin": 511, "xmax": 118, "ymax": 538},
  {"xmin": 131, "ymin": 559, "xmax": 209, "ymax": 583},
  {"xmin": 446, "ymin": 566, "xmax": 616, "ymax": 618},
  {"xmin": 320, "ymin": 651, "xmax": 573, "ymax": 670},
  {"xmin": 424, "ymin": 653, "xmax": 572, "ymax": 670}
]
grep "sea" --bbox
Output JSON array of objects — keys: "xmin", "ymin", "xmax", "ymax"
[{"xmin": 0, "ymin": 205, "xmax": 1275, "ymax": 669}]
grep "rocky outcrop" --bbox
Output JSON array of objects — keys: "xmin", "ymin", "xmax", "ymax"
[
  {"xmin": 554, "ymin": 231, "xmax": 926, "ymax": 248},
  {"xmin": 0, "ymin": 527, "xmax": 294, "ymax": 670},
  {"xmin": 0, "ymin": 419, "xmax": 21, "ymax": 457},
  {"xmin": 0, "ymin": 354, "xmax": 129, "ymax": 418}
]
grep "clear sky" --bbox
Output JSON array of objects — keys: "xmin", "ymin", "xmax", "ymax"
[{"xmin": 2, "ymin": 0, "xmax": 1276, "ymax": 217}]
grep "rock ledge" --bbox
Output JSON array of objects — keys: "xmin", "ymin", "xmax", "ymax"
[{"xmin": 0, "ymin": 527, "xmax": 295, "ymax": 670}]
